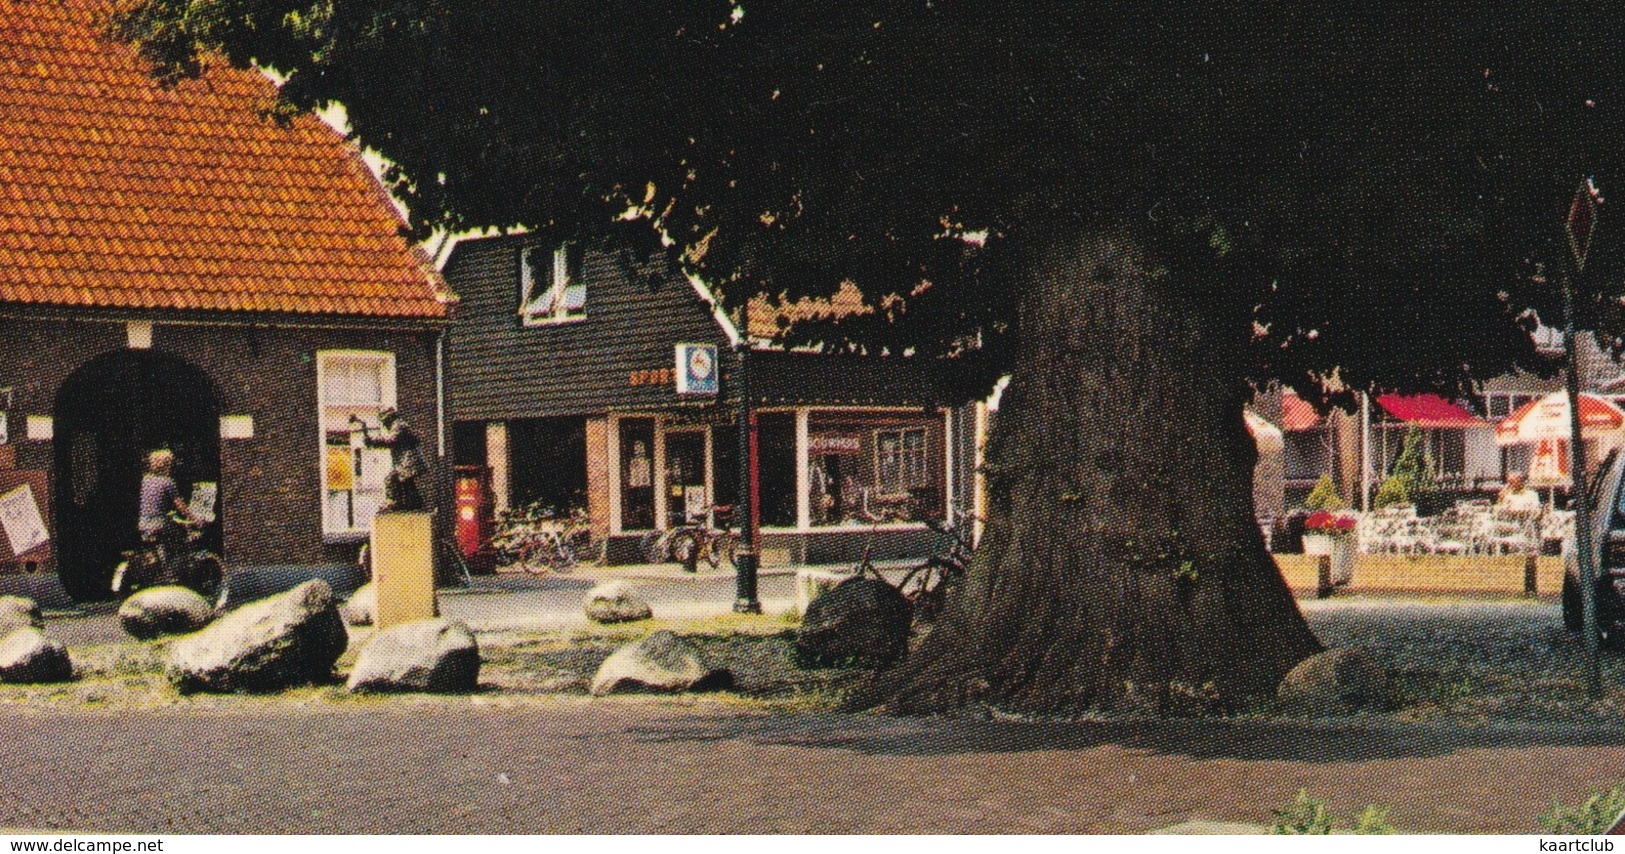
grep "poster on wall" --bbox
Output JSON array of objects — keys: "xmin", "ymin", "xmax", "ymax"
[
  {"xmin": 0, "ymin": 483, "xmax": 48, "ymax": 557},
  {"xmin": 684, "ymin": 486, "xmax": 708, "ymax": 521},
  {"xmin": 188, "ymin": 481, "xmax": 218, "ymax": 525}
]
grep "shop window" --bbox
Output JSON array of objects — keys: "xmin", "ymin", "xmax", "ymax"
[
  {"xmin": 511, "ymin": 417, "xmax": 588, "ymax": 514},
  {"xmin": 619, "ymin": 418, "xmax": 656, "ymax": 531},
  {"xmin": 318, "ymin": 351, "xmax": 395, "ymax": 536},
  {"xmin": 519, "ymin": 243, "xmax": 587, "ymax": 325},
  {"xmin": 1282, "ymin": 429, "xmax": 1330, "ymax": 482},
  {"xmin": 808, "ymin": 413, "xmax": 942, "ymax": 526},
  {"xmin": 1486, "ymin": 392, "xmax": 1537, "ymax": 420},
  {"xmin": 876, "ymin": 427, "xmax": 929, "ymax": 493}
]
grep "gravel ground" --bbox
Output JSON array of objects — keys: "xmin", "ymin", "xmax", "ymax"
[{"xmin": 1301, "ymin": 597, "xmax": 1625, "ymax": 724}]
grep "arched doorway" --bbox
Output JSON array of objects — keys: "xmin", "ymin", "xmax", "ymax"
[{"xmin": 53, "ymin": 350, "xmax": 221, "ymax": 601}]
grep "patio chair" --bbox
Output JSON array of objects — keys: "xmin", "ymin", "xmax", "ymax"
[
  {"xmin": 1364, "ymin": 508, "xmax": 1424, "ymax": 554},
  {"xmin": 1420, "ymin": 511, "xmax": 1471, "ymax": 555}
]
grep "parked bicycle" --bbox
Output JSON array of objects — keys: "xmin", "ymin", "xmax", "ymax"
[
  {"xmin": 112, "ymin": 512, "xmax": 228, "ymax": 609},
  {"xmin": 490, "ymin": 503, "xmax": 593, "ymax": 574},
  {"xmin": 639, "ymin": 504, "xmax": 739, "ymax": 572},
  {"xmin": 834, "ymin": 508, "xmax": 972, "ymax": 623},
  {"xmin": 894, "ymin": 515, "xmax": 973, "ymax": 622}
]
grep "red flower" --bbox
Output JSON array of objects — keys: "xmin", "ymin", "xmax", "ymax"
[{"xmin": 1305, "ymin": 510, "xmax": 1358, "ymax": 534}]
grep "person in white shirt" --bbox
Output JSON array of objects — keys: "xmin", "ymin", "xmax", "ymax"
[{"xmin": 1497, "ymin": 472, "xmax": 1543, "ymax": 520}]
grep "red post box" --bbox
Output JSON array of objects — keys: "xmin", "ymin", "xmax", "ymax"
[{"xmin": 453, "ymin": 465, "xmax": 496, "ymax": 574}]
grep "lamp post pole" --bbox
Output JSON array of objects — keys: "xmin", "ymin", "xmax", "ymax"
[{"xmin": 733, "ymin": 341, "xmax": 761, "ymax": 613}]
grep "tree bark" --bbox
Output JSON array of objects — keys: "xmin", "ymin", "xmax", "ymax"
[{"xmin": 853, "ymin": 229, "xmax": 1322, "ymax": 716}]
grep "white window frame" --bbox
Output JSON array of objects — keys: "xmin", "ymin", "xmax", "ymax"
[
  {"xmin": 873, "ymin": 425, "xmax": 930, "ymax": 496},
  {"xmin": 316, "ymin": 350, "xmax": 398, "ymax": 540},
  {"xmin": 519, "ymin": 243, "xmax": 586, "ymax": 325}
]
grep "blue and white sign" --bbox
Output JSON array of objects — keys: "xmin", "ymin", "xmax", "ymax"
[{"xmin": 675, "ymin": 343, "xmax": 719, "ymax": 395}]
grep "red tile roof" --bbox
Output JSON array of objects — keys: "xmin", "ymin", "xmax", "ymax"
[
  {"xmin": 0, "ymin": 0, "xmax": 452, "ymax": 319},
  {"xmin": 1280, "ymin": 391, "xmax": 1323, "ymax": 432}
]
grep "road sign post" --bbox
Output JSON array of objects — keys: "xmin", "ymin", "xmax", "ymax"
[{"xmin": 1564, "ymin": 179, "xmax": 1603, "ymax": 700}]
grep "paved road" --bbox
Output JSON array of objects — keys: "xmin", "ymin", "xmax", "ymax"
[{"xmin": 1, "ymin": 703, "xmax": 1622, "ymax": 833}]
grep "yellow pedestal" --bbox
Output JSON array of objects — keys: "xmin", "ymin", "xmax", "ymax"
[{"xmin": 371, "ymin": 511, "xmax": 438, "ymax": 630}]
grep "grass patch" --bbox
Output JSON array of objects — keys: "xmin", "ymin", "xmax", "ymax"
[{"xmin": 0, "ymin": 617, "xmax": 865, "ymax": 713}]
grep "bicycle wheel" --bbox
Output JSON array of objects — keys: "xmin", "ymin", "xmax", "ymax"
[
  {"xmin": 516, "ymin": 536, "xmax": 552, "ymax": 575},
  {"xmin": 669, "ymin": 530, "xmax": 698, "ymax": 568},
  {"xmin": 640, "ymin": 530, "xmax": 666, "ymax": 564},
  {"xmin": 709, "ymin": 532, "xmax": 738, "ymax": 569},
  {"xmin": 901, "ymin": 557, "xmax": 962, "ymax": 620},
  {"xmin": 187, "ymin": 552, "xmax": 228, "ymax": 610},
  {"xmin": 570, "ymin": 528, "xmax": 600, "ymax": 566},
  {"xmin": 550, "ymin": 536, "xmax": 579, "ymax": 571}
]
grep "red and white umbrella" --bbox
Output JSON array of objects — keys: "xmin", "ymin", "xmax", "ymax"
[{"xmin": 1494, "ymin": 391, "xmax": 1625, "ymax": 446}]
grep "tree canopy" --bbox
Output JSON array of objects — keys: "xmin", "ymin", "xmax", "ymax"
[
  {"xmin": 112, "ymin": 1, "xmax": 1625, "ymax": 407},
  {"xmin": 109, "ymin": 0, "xmax": 1625, "ymax": 714}
]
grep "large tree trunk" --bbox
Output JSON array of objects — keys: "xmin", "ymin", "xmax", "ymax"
[{"xmin": 854, "ymin": 229, "xmax": 1322, "ymax": 716}]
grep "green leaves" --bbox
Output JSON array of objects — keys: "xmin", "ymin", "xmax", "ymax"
[
  {"xmin": 1269, "ymin": 790, "xmax": 1397, "ymax": 834},
  {"xmin": 1539, "ymin": 785, "xmax": 1625, "ymax": 835}
]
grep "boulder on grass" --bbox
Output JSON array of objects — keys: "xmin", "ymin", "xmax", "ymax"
[
  {"xmin": 1277, "ymin": 647, "xmax": 1394, "ymax": 716},
  {"xmin": 119, "ymin": 586, "xmax": 215, "ymax": 640},
  {"xmin": 0, "ymin": 628, "xmax": 72, "ymax": 683},
  {"xmin": 589, "ymin": 630, "xmax": 732, "ymax": 696},
  {"xmin": 347, "ymin": 618, "xmax": 480, "ymax": 693},
  {"xmin": 796, "ymin": 576, "xmax": 911, "ymax": 666},
  {"xmin": 166, "ymin": 579, "xmax": 347, "ymax": 693},
  {"xmin": 0, "ymin": 596, "xmax": 43, "ymax": 635},
  {"xmin": 583, "ymin": 581, "xmax": 652, "ymax": 624},
  {"xmin": 340, "ymin": 582, "xmax": 376, "ymax": 626}
]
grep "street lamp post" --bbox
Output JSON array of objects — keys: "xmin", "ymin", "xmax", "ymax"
[{"xmin": 733, "ymin": 341, "xmax": 762, "ymax": 614}]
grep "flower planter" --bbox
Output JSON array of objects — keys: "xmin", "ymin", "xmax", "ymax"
[{"xmin": 1302, "ymin": 532, "xmax": 1356, "ymax": 585}]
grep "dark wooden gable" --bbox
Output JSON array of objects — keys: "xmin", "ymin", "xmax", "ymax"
[
  {"xmin": 444, "ymin": 234, "xmax": 735, "ymax": 421},
  {"xmin": 445, "ymin": 233, "xmax": 946, "ymax": 420}
]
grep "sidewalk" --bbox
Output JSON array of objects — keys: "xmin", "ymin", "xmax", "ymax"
[{"xmin": 439, "ymin": 560, "xmax": 886, "ymax": 632}]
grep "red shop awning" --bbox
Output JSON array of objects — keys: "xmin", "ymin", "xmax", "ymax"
[{"xmin": 1375, "ymin": 393, "xmax": 1484, "ymax": 429}]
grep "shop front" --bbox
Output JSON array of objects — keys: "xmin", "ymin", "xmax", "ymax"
[
  {"xmin": 600, "ymin": 406, "xmax": 951, "ymax": 565},
  {"xmin": 441, "ymin": 230, "xmax": 965, "ymax": 568}
]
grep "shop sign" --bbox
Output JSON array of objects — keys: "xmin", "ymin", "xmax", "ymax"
[
  {"xmin": 809, "ymin": 433, "xmax": 863, "ymax": 455},
  {"xmin": 675, "ymin": 344, "xmax": 719, "ymax": 396},
  {"xmin": 0, "ymin": 484, "xmax": 47, "ymax": 557},
  {"xmin": 629, "ymin": 368, "xmax": 674, "ymax": 387}
]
